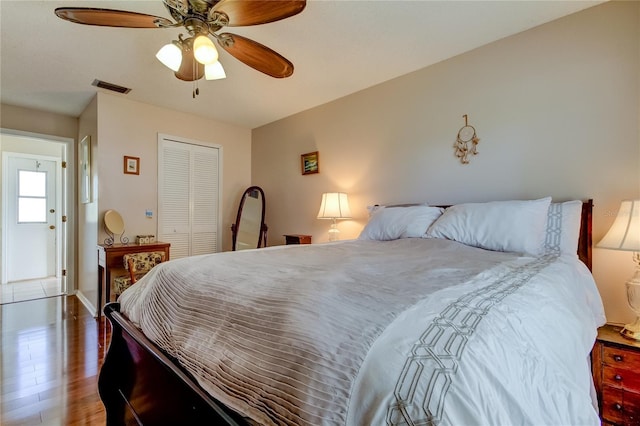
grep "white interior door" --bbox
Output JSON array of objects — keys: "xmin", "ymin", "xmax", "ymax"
[{"xmin": 5, "ymin": 155, "xmax": 58, "ymax": 282}]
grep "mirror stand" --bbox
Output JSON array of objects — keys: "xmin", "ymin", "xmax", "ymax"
[
  {"xmin": 103, "ymin": 209, "xmax": 129, "ymax": 246},
  {"xmin": 104, "ymin": 223, "xmax": 129, "ymax": 246},
  {"xmin": 231, "ymin": 186, "xmax": 268, "ymax": 251}
]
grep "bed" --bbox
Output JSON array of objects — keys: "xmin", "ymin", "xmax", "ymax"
[{"xmin": 98, "ymin": 198, "xmax": 605, "ymax": 425}]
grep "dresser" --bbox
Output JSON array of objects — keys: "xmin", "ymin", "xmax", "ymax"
[
  {"xmin": 592, "ymin": 323, "xmax": 640, "ymax": 425},
  {"xmin": 97, "ymin": 242, "xmax": 170, "ymax": 317}
]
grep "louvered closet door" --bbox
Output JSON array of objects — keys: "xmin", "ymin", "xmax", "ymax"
[
  {"xmin": 158, "ymin": 137, "xmax": 220, "ymax": 259},
  {"xmin": 191, "ymin": 144, "xmax": 219, "ymax": 255}
]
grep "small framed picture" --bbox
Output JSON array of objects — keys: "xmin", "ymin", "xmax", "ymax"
[
  {"xmin": 124, "ymin": 156, "xmax": 140, "ymax": 175},
  {"xmin": 301, "ymin": 151, "xmax": 319, "ymax": 175}
]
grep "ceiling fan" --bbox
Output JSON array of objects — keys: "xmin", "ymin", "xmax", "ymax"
[{"xmin": 55, "ymin": 0, "xmax": 306, "ymax": 86}]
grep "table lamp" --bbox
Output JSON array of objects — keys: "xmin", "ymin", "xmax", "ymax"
[
  {"xmin": 597, "ymin": 199, "xmax": 640, "ymax": 339},
  {"xmin": 317, "ymin": 192, "xmax": 352, "ymax": 242}
]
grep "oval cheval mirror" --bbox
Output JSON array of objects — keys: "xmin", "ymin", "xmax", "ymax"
[{"xmin": 232, "ymin": 186, "xmax": 268, "ymax": 251}]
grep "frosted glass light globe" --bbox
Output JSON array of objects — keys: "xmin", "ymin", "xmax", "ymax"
[{"xmin": 193, "ymin": 35, "xmax": 218, "ymax": 64}]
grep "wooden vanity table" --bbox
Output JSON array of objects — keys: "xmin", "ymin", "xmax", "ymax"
[{"xmin": 97, "ymin": 242, "xmax": 170, "ymax": 317}]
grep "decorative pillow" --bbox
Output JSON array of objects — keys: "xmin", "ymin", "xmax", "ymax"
[
  {"xmin": 359, "ymin": 205, "xmax": 444, "ymax": 241},
  {"xmin": 543, "ymin": 200, "xmax": 583, "ymax": 256},
  {"xmin": 425, "ymin": 197, "xmax": 552, "ymax": 255}
]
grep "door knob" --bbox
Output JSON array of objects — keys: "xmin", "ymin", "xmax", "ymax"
[
  {"xmin": 50, "ymin": 209, "xmax": 55, "ymax": 213},
  {"xmin": 49, "ymin": 225, "xmax": 55, "ymax": 230}
]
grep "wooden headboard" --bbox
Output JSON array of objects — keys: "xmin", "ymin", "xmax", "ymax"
[{"xmin": 578, "ymin": 199, "xmax": 593, "ymax": 271}]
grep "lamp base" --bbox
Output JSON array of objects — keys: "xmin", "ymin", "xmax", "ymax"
[
  {"xmin": 328, "ymin": 224, "xmax": 340, "ymax": 242},
  {"xmin": 326, "ymin": 219, "xmax": 340, "ymax": 242},
  {"xmin": 622, "ymin": 264, "xmax": 640, "ymax": 341},
  {"xmin": 621, "ymin": 317, "xmax": 640, "ymax": 340}
]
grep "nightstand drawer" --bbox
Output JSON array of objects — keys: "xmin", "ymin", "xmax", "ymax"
[
  {"xmin": 604, "ymin": 365, "xmax": 640, "ymax": 393},
  {"xmin": 602, "ymin": 385, "xmax": 640, "ymax": 425},
  {"xmin": 593, "ymin": 325, "xmax": 640, "ymax": 425},
  {"xmin": 604, "ymin": 345, "xmax": 640, "ymax": 368}
]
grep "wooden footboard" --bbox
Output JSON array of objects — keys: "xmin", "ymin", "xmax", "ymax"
[{"xmin": 98, "ymin": 303, "xmax": 246, "ymax": 426}]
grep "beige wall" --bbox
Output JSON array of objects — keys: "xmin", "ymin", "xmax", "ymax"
[
  {"xmin": 252, "ymin": 1, "xmax": 640, "ymax": 324},
  {"xmin": 0, "ymin": 93, "xmax": 251, "ymax": 312},
  {"xmin": 77, "ymin": 97, "xmax": 98, "ymax": 310},
  {"xmin": 94, "ymin": 92, "xmax": 252, "ymax": 249},
  {"xmin": 1, "ymin": 96, "xmax": 252, "ymax": 315},
  {"xmin": 72, "ymin": 93, "xmax": 252, "ymax": 315},
  {"xmin": 1, "ymin": 104, "xmax": 78, "ymax": 140}
]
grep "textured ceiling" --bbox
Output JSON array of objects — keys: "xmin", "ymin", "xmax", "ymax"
[{"xmin": 0, "ymin": 1, "xmax": 604, "ymax": 129}]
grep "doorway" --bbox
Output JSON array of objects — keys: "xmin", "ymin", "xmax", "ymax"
[{"xmin": 1, "ymin": 132, "xmax": 69, "ymax": 304}]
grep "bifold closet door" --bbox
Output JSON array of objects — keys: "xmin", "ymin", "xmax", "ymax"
[{"xmin": 158, "ymin": 137, "xmax": 220, "ymax": 259}]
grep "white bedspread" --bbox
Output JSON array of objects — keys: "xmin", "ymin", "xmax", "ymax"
[{"xmin": 119, "ymin": 238, "xmax": 605, "ymax": 425}]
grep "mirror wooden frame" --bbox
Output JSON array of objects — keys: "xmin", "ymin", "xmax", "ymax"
[{"xmin": 231, "ymin": 186, "xmax": 268, "ymax": 251}]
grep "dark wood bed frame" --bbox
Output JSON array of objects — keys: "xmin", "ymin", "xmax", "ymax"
[{"xmin": 98, "ymin": 199, "xmax": 593, "ymax": 425}]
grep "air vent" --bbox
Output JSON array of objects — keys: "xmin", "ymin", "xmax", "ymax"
[{"xmin": 91, "ymin": 79, "xmax": 131, "ymax": 94}]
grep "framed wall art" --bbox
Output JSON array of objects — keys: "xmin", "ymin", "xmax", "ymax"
[
  {"xmin": 124, "ymin": 156, "xmax": 140, "ymax": 175},
  {"xmin": 301, "ymin": 151, "xmax": 319, "ymax": 175},
  {"xmin": 79, "ymin": 135, "xmax": 91, "ymax": 203}
]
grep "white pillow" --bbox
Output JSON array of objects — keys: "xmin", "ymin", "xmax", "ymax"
[
  {"xmin": 543, "ymin": 200, "xmax": 583, "ymax": 256},
  {"xmin": 425, "ymin": 197, "xmax": 552, "ymax": 255},
  {"xmin": 359, "ymin": 205, "xmax": 444, "ymax": 241}
]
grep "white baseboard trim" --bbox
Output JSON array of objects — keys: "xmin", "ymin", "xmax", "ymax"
[{"xmin": 75, "ymin": 290, "xmax": 98, "ymax": 318}]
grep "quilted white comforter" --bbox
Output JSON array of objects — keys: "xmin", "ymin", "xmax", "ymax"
[{"xmin": 119, "ymin": 238, "xmax": 605, "ymax": 425}]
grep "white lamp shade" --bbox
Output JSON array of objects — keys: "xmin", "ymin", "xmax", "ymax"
[
  {"xmin": 193, "ymin": 35, "xmax": 219, "ymax": 64},
  {"xmin": 317, "ymin": 193, "xmax": 352, "ymax": 219},
  {"xmin": 597, "ymin": 199, "xmax": 640, "ymax": 251},
  {"xmin": 156, "ymin": 43, "xmax": 182, "ymax": 72},
  {"xmin": 205, "ymin": 61, "xmax": 226, "ymax": 80}
]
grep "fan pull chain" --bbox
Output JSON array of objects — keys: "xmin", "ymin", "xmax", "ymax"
[
  {"xmin": 193, "ymin": 59, "xmax": 197, "ymax": 98},
  {"xmin": 192, "ymin": 54, "xmax": 200, "ymax": 98}
]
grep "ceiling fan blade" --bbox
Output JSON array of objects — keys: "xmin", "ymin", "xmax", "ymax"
[
  {"xmin": 217, "ymin": 33, "xmax": 294, "ymax": 78},
  {"xmin": 212, "ymin": 0, "xmax": 306, "ymax": 26},
  {"xmin": 54, "ymin": 8, "xmax": 173, "ymax": 28}
]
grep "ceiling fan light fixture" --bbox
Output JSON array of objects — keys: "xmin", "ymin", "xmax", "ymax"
[
  {"xmin": 55, "ymin": 0, "xmax": 307, "ymax": 84},
  {"xmin": 193, "ymin": 35, "xmax": 218, "ymax": 64},
  {"xmin": 156, "ymin": 42, "xmax": 182, "ymax": 72},
  {"xmin": 205, "ymin": 61, "xmax": 226, "ymax": 80}
]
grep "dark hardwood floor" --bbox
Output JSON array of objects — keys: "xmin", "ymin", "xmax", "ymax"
[{"xmin": 1, "ymin": 296, "xmax": 110, "ymax": 425}]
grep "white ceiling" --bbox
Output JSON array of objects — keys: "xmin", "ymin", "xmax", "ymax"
[{"xmin": 0, "ymin": 0, "xmax": 604, "ymax": 129}]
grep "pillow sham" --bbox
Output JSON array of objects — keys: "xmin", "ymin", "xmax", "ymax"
[
  {"xmin": 543, "ymin": 200, "xmax": 583, "ymax": 256},
  {"xmin": 424, "ymin": 197, "xmax": 552, "ymax": 255},
  {"xmin": 359, "ymin": 205, "xmax": 444, "ymax": 241}
]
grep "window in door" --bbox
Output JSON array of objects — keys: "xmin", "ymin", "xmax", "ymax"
[{"xmin": 18, "ymin": 170, "xmax": 47, "ymax": 223}]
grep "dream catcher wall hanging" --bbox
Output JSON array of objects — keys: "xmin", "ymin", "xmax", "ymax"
[{"xmin": 454, "ymin": 114, "xmax": 479, "ymax": 164}]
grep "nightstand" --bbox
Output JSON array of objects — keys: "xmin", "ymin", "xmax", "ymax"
[
  {"xmin": 592, "ymin": 323, "xmax": 640, "ymax": 425},
  {"xmin": 284, "ymin": 234, "xmax": 312, "ymax": 245}
]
